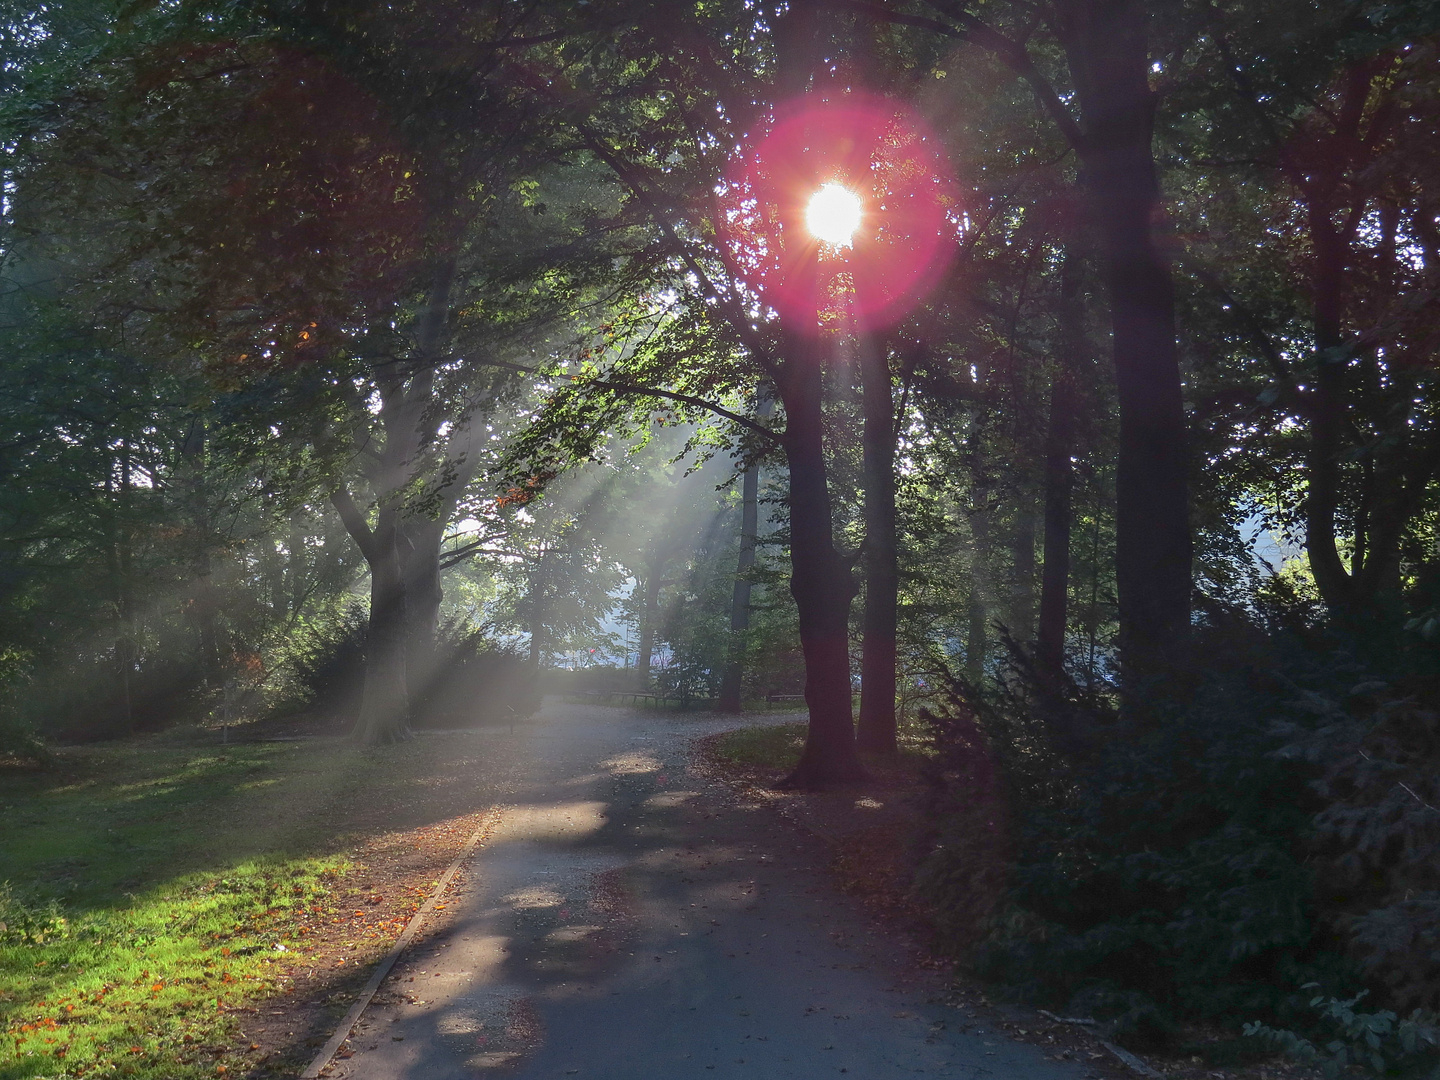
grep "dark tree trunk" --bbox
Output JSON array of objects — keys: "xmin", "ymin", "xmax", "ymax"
[
  {"xmin": 718, "ymin": 441, "xmax": 763, "ymax": 712},
  {"xmin": 358, "ymin": 513, "xmax": 410, "ymax": 744},
  {"xmin": 1036, "ymin": 248, "xmax": 1082, "ymax": 679},
  {"xmin": 857, "ymin": 332, "xmax": 898, "ymax": 754},
  {"xmin": 1062, "ymin": 0, "xmax": 1192, "ymax": 680},
  {"xmin": 178, "ymin": 418, "xmax": 222, "ymax": 682},
  {"xmin": 778, "ymin": 368, "xmax": 867, "ymax": 786},
  {"xmin": 332, "ymin": 488, "xmax": 412, "ymax": 743},
  {"xmin": 965, "ymin": 503, "xmax": 991, "ymax": 683},
  {"xmin": 635, "ymin": 551, "xmax": 666, "ymax": 689},
  {"xmin": 775, "ymin": 320, "xmax": 866, "ymax": 788},
  {"xmin": 1304, "ymin": 211, "xmax": 1353, "ymax": 614},
  {"xmin": 401, "ymin": 515, "xmax": 447, "ymax": 705},
  {"xmin": 1009, "ymin": 506, "xmax": 1037, "ymax": 641},
  {"xmin": 765, "ymin": 0, "xmax": 866, "ymax": 787}
]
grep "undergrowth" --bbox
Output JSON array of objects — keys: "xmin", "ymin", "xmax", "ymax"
[{"xmin": 914, "ymin": 614, "xmax": 1440, "ymax": 1061}]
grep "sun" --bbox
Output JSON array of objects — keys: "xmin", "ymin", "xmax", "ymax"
[{"xmin": 805, "ymin": 182, "xmax": 863, "ymax": 247}]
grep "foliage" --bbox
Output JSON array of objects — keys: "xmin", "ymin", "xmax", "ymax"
[
  {"xmin": 1272, "ymin": 676, "xmax": 1440, "ymax": 1011},
  {"xmin": 411, "ymin": 622, "xmax": 541, "ymax": 728},
  {"xmin": 1244, "ymin": 989, "xmax": 1440, "ymax": 1080},
  {"xmin": 917, "ymin": 622, "xmax": 1365, "ymax": 1043},
  {"xmin": 0, "ymin": 883, "xmax": 68, "ymax": 947},
  {"xmin": 281, "ymin": 602, "xmax": 370, "ymax": 722}
]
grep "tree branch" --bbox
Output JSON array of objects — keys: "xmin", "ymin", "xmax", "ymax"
[
  {"xmin": 330, "ymin": 487, "xmax": 379, "ymax": 565},
  {"xmin": 469, "ymin": 356, "xmax": 781, "ymax": 442}
]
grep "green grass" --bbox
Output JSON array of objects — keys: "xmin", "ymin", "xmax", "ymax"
[
  {"xmin": 0, "ymin": 731, "xmax": 499, "ymax": 1080},
  {"xmin": 709, "ymin": 723, "xmax": 807, "ymax": 771}
]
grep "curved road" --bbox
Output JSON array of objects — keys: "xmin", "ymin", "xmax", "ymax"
[{"xmin": 321, "ymin": 701, "xmax": 1087, "ymax": 1080}]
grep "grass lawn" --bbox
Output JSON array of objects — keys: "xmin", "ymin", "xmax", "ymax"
[
  {"xmin": 707, "ymin": 723, "xmax": 807, "ymax": 771},
  {"xmin": 0, "ymin": 730, "xmax": 504, "ymax": 1080}
]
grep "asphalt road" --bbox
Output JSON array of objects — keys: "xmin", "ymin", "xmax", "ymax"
[{"xmin": 321, "ymin": 701, "xmax": 1089, "ymax": 1080}]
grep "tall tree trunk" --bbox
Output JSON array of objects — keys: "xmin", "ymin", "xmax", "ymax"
[
  {"xmin": 332, "ymin": 488, "xmax": 411, "ymax": 743},
  {"xmin": 857, "ymin": 331, "xmax": 899, "ymax": 753},
  {"xmin": 635, "ymin": 553, "xmax": 664, "ymax": 689},
  {"xmin": 401, "ymin": 515, "xmax": 447, "ymax": 714},
  {"xmin": 358, "ymin": 511, "xmax": 409, "ymax": 744},
  {"xmin": 1009, "ymin": 506, "xmax": 1037, "ymax": 641},
  {"xmin": 778, "ymin": 329, "xmax": 867, "ymax": 786},
  {"xmin": 1036, "ymin": 248, "xmax": 1082, "ymax": 679},
  {"xmin": 965, "ymin": 502, "xmax": 991, "ymax": 683},
  {"xmin": 1304, "ymin": 210, "xmax": 1352, "ymax": 612},
  {"xmin": 1063, "ymin": 0, "xmax": 1191, "ymax": 680},
  {"xmin": 718, "ymin": 417, "xmax": 767, "ymax": 712},
  {"xmin": 287, "ymin": 513, "xmax": 308, "ymax": 618},
  {"xmin": 178, "ymin": 418, "xmax": 222, "ymax": 682}
]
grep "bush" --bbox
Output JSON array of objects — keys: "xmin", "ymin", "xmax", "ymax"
[
  {"xmin": 0, "ymin": 707, "xmax": 50, "ymax": 768},
  {"xmin": 411, "ymin": 621, "xmax": 540, "ymax": 728},
  {"xmin": 0, "ymin": 882, "xmax": 68, "ymax": 945},
  {"xmin": 915, "ymin": 621, "xmax": 1371, "ymax": 1044},
  {"xmin": 285, "ymin": 602, "xmax": 368, "ymax": 721},
  {"xmin": 1245, "ymin": 989, "xmax": 1440, "ymax": 1079}
]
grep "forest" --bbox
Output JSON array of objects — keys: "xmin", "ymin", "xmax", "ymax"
[{"xmin": 3, "ymin": 0, "xmax": 1440, "ymax": 1075}]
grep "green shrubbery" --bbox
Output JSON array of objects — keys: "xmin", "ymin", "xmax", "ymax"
[
  {"xmin": 1245, "ymin": 990, "xmax": 1440, "ymax": 1080},
  {"xmin": 915, "ymin": 614, "xmax": 1440, "ymax": 1059}
]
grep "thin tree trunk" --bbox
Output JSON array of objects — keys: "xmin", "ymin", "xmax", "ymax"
[
  {"xmin": 965, "ymin": 502, "xmax": 991, "ymax": 683},
  {"xmin": 1304, "ymin": 210, "xmax": 1353, "ymax": 613},
  {"xmin": 719, "ymin": 429, "xmax": 765, "ymax": 712},
  {"xmin": 635, "ymin": 555, "xmax": 663, "ymax": 690},
  {"xmin": 857, "ymin": 331, "xmax": 899, "ymax": 753},
  {"xmin": 178, "ymin": 418, "xmax": 221, "ymax": 681},
  {"xmin": 1036, "ymin": 248, "xmax": 1082, "ymax": 679},
  {"xmin": 1009, "ymin": 506, "xmax": 1037, "ymax": 642}
]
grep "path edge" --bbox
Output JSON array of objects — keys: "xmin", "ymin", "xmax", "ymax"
[{"xmin": 300, "ymin": 805, "xmax": 507, "ymax": 1078}]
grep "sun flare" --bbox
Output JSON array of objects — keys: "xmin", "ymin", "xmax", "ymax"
[{"xmin": 805, "ymin": 182, "xmax": 863, "ymax": 247}]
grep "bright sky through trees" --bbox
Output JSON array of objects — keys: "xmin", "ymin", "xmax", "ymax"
[{"xmin": 804, "ymin": 183, "xmax": 862, "ymax": 247}]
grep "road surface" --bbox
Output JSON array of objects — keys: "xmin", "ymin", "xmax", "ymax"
[{"xmin": 321, "ymin": 701, "xmax": 1088, "ymax": 1080}]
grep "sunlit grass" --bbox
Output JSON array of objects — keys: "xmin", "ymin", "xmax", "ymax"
[
  {"xmin": 2, "ymin": 858, "xmax": 343, "ymax": 1079},
  {"xmin": 709, "ymin": 723, "xmax": 807, "ymax": 770},
  {"xmin": 0, "ymin": 733, "xmax": 484, "ymax": 1079}
]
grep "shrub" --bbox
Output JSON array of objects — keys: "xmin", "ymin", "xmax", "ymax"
[
  {"xmin": 915, "ymin": 622, "xmax": 1370, "ymax": 1044},
  {"xmin": 411, "ymin": 621, "xmax": 540, "ymax": 728},
  {"xmin": 285, "ymin": 602, "xmax": 368, "ymax": 721},
  {"xmin": 1244, "ymin": 989, "xmax": 1440, "ymax": 1079},
  {"xmin": 0, "ymin": 882, "xmax": 68, "ymax": 945}
]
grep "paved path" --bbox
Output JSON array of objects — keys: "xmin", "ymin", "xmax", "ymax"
[{"xmin": 324, "ymin": 701, "xmax": 1086, "ymax": 1080}]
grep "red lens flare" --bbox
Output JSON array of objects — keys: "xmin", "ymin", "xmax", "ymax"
[{"xmin": 719, "ymin": 92, "xmax": 958, "ymax": 332}]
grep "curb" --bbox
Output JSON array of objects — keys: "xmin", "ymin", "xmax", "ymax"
[{"xmin": 301, "ymin": 806, "xmax": 506, "ymax": 1078}]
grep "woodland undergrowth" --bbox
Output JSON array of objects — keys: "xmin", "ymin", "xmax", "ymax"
[{"xmin": 915, "ymin": 610, "xmax": 1440, "ymax": 1076}]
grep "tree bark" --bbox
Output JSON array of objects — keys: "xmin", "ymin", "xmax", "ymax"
[
  {"xmin": 965, "ymin": 501, "xmax": 991, "ymax": 683},
  {"xmin": 718, "ymin": 405, "xmax": 768, "ymax": 712},
  {"xmin": 1009, "ymin": 506, "xmax": 1037, "ymax": 642},
  {"xmin": 1036, "ymin": 248, "xmax": 1082, "ymax": 679},
  {"xmin": 634, "ymin": 551, "xmax": 665, "ymax": 689},
  {"xmin": 777, "ymin": 324, "xmax": 867, "ymax": 787},
  {"xmin": 401, "ymin": 514, "xmax": 447, "ymax": 708},
  {"xmin": 332, "ymin": 486, "xmax": 412, "ymax": 743},
  {"xmin": 768, "ymin": 0, "xmax": 866, "ymax": 787},
  {"xmin": 857, "ymin": 331, "xmax": 899, "ymax": 753},
  {"xmin": 1062, "ymin": 0, "xmax": 1192, "ymax": 680}
]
